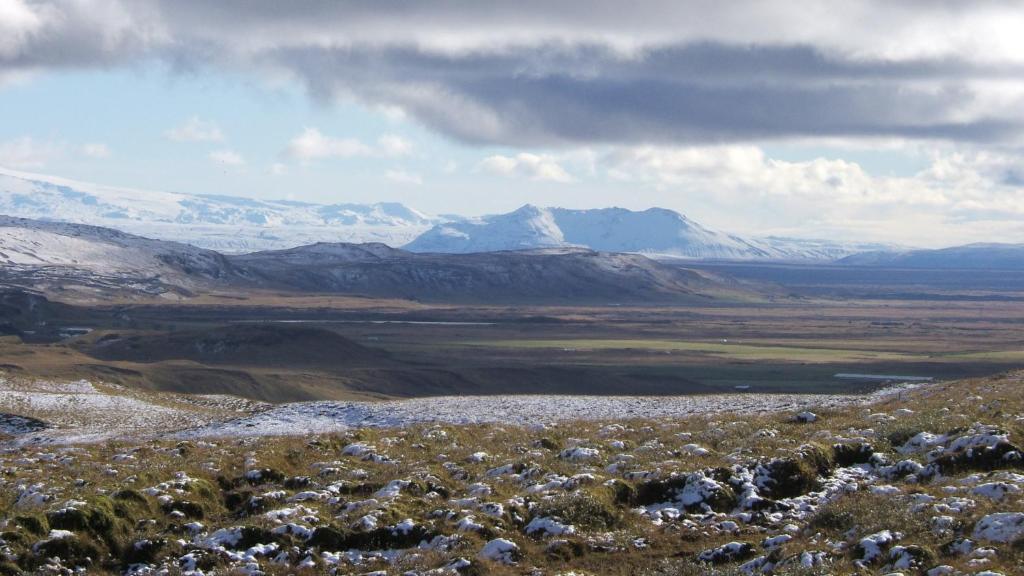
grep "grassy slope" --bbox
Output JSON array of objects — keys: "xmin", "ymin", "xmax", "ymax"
[{"xmin": 1, "ymin": 372, "xmax": 1023, "ymax": 574}]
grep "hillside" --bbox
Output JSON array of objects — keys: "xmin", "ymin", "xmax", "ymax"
[
  {"xmin": 84, "ymin": 324, "xmax": 388, "ymax": 368},
  {"xmin": 2, "ymin": 371, "xmax": 1023, "ymax": 574},
  {"xmin": 233, "ymin": 243, "xmax": 755, "ymax": 303},
  {"xmin": 0, "ymin": 216, "xmax": 241, "ymax": 296},
  {"xmin": 0, "ymin": 215, "xmax": 757, "ymax": 303}
]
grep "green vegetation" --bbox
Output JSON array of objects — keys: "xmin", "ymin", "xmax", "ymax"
[{"xmin": 3, "ymin": 371, "xmax": 1024, "ymax": 574}]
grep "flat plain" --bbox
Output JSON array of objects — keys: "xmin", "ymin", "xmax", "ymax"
[{"xmin": 5, "ymin": 261, "xmax": 1024, "ymax": 402}]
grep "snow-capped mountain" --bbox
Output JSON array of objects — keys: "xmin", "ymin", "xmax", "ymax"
[
  {"xmin": 751, "ymin": 236, "xmax": 895, "ymax": 262},
  {"xmin": 0, "ymin": 167, "xmax": 436, "ymax": 252},
  {"xmin": 0, "ymin": 167, "xmax": 886, "ymax": 261},
  {"xmin": 405, "ymin": 205, "xmax": 877, "ymax": 260}
]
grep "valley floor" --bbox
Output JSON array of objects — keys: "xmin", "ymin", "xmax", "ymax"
[{"xmin": 1, "ymin": 371, "xmax": 1023, "ymax": 574}]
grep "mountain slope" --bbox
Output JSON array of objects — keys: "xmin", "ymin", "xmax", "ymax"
[
  {"xmin": 86, "ymin": 324, "xmax": 387, "ymax": 367},
  {"xmin": 406, "ymin": 205, "xmax": 878, "ymax": 261},
  {"xmin": 233, "ymin": 243, "xmax": 753, "ymax": 303},
  {"xmin": 839, "ymin": 243, "xmax": 1024, "ymax": 269},
  {"xmin": 0, "ymin": 167, "xmax": 435, "ymax": 252}
]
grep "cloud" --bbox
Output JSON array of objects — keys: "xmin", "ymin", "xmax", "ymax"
[
  {"xmin": 269, "ymin": 162, "xmax": 287, "ymax": 175},
  {"xmin": 4, "ymin": 2, "xmax": 1024, "ymax": 147},
  {"xmin": 284, "ymin": 128, "xmax": 415, "ymax": 162},
  {"xmin": 285, "ymin": 127, "xmax": 372, "ymax": 162},
  {"xmin": 209, "ymin": 149, "xmax": 244, "ymax": 165},
  {"xmin": 166, "ymin": 117, "xmax": 224, "ymax": 142},
  {"xmin": 599, "ymin": 143, "xmax": 1024, "ymax": 246},
  {"xmin": 0, "ymin": 136, "xmax": 63, "ymax": 168},
  {"xmin": 81, "ymin": 142, "xmax": 111, "ymax": 159},
  {"xmin": 385, "ymin": 168, "xmax": 422, "ymax": 185},
  {"xmin": 377, "ymin": 134, "xmax": 413, "ymax": 156},
  {"xmin": 480, "ymin": 153, "xmax": 573, "ymax": 182},
  {"xmin": 0, "ymin": 0, "xmax": 45, "ymax": 59}
]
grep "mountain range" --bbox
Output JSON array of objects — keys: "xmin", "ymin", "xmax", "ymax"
[
  {"xmin": 0, "ymin": 167, "xmax": 886, "ymax": 260},
  {"xmin": 0, "ymin": 167, "xmax": 435, "ymax": 252}
]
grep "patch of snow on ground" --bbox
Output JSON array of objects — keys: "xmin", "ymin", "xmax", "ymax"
[
  {"xmin": 179, "ymin": 392, "xmax": 891, "ymax": 439},
  {"xmin": 0, "ymin": 377, "xmax": 215, "ymax": 445}
]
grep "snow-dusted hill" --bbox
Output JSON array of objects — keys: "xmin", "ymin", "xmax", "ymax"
[
  {"xmin": 0, "ymin": 215, "xmax": 757, "ymax": 302},
  {"xmin": 0, "ymin": 167, "xmax": 435, "ymax": 252},
  {"xmin": 233, "ymin": 243, "xmax": 755, "ymax": 303},
  {"xmin": 0, "ymin": 215, "xmax": 239, "ymax": 295},
  {"xmin": 406, "ymin": 205, "xmax": 879, "ymax": 260}
]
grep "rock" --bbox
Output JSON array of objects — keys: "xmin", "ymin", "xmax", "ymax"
[
  {"xmin": 698, "ymin": 541, "xmax": 755, "ymax": 564},
  {"xmin": 478, "ymin": 538, "xmax": 520, "ymax": 564},
  {"xmin": 972, "ymin": 512, "xmax": 1024, "ymax": 543},
  {"xmin": 795, "ymin": 411, "xmax": 818, "ymax": 423}
]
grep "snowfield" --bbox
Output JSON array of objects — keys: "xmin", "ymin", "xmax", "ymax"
[
  {"xmin": 0, "ymin": 377, "xmax": 251, "ymax": 445},
  {"xmin": 179, "ymin": 390, "xmax": 904, "ymax": 440},
  {"xmin": 0, "ymin": 374, "xmax": 923, "ymax": 445}
]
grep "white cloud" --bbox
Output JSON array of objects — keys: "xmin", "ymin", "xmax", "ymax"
[
  {"xmin": 600, "ymin": 144, "xmax": 1024, "ymax": 246},
  {"xmin": 377, "ymin": 134, "xmax": 413, "ymax": 156},
  {"xmin": 375, "ymin": 104, "xmax": 408, "ymax": 123},
  {"xmin": 479, "ymin": 153, "xmax": 573, "ymax": 183},
  {"xmin": 285, "ymin": 127, "xmax": 372, "ymax": 162},
  {"xmin": 0, "ymin": 137, "xmax": 62, "ymax": 169},
  {"xmin": 209, "ymin": 149, "xmax": 244, "ymax": 165},
  {"xmin": 385, "ymin": 168, "xmax": 422, "ymax": 185},
  {"xmin": 81, "ymin": 142, "xmax": 111, "ymax": 159},
  {"xmin": 284, "ymin": 128, "xmax": 415, "ymax": 162},
  {"xmin": 442, "ymin": 160, "xmax": 458, "ymax": 174},
  {"xmin": 269, "ymin": 162, "xmax": 287, "ymax": 176},
  {"xmin": 166, "ymin": 117, "xmax": 224, "ymax": 142}
]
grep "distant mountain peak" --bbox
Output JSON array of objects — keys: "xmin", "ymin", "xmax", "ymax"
[{"xmin": 406, "ymin": 205, "xmax": 762, "ymax": 258}]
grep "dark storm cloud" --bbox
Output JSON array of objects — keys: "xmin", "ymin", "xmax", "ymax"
[
  {"xmin": 3, "ymin": 0, "xmax": 1024, "ymax": 146},
  {"xmin": 271, "ymin": 43, "xmax": 1023, "ymax": 145}
]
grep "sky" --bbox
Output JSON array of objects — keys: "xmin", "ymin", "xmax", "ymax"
[{"xmin": 2, "ymin": 1, "xmax": 1024, "ymax": 246}]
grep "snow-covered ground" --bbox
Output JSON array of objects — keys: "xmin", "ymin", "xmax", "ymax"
[
  {"xmin": 0, "ymin": 378, "xmax": 236, "ymax": 445},
  {"xmin": 0, "ymin": 374, "xmax": 921, "ymax": 445},
  {"xmin": 179, "ymin": 387, "xmax": 917, "ymax": 439}
]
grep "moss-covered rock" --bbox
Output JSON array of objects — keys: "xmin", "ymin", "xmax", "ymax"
[
  {"xmin": 12, "ymin": 516, "xmax": 45, "ymax": 537},
  {"xmin": 833, "ymin": 442, "xmax": 875, "ymax": 467},
  {"xmin": 28, "ymin": 535, "xmax": 101, "ymax": 570}
]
